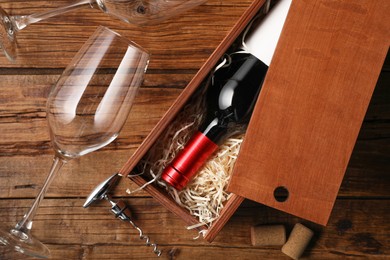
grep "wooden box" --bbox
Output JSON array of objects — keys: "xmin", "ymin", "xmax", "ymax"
[{"xmin": 119, "ymin": 0, "xmax": 389, "ymax": 242}]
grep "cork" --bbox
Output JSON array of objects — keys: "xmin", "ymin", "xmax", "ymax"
[
  {"xmin": 251, "ymin": 225, "xmax": 286, "ymax": 246},
  {"xmin": 281, "ymin": 223, "xmax": 314, "ymax": 260}
]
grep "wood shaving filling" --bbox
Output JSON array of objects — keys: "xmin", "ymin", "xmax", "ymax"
[
  {"xmin": 177, "ymin": 136, "xmax": 243, "ymax": 229},
  {"xmin": 127, "ymin": 82, "xmax": 244, "ymax": 233}
]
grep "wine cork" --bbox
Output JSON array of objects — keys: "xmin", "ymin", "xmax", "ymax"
[
  {"xmin": 281, "ymin": 223, "xmax": 314, "ymax": 260},
  {"xmin": 251, "ymin": 225, "xmax": 286, "ymax": 246}
]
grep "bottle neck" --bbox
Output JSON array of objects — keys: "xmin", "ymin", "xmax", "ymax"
[
  {"xmin": 200, "ymin": 53, "xmax": 269, "ymax": 144},
  {"xmin": 199, "ymin": 115, "xmax": 233, "ymax": 144}
]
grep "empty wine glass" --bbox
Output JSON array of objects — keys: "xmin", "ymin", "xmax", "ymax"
[
  {"xmin": 0, "ymin": 0, "xmax": 206, "ymax": 61},
  {"xmin": 0, "ymin": 26, "xmax": 149, "ymax": 258}
]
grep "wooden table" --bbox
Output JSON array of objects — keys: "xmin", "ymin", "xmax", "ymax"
[{"xmin": 0, "ymin": 0, "xmax": 389, "ymax": 259}]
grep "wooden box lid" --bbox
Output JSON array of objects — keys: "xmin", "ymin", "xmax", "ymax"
[{"xmin": 227, "ymin": 0, "xmax": 389, "ymax": 225}]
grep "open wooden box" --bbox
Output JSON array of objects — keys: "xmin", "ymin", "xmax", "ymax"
[{"xmin": 118, "ymin": 0, "xmax": 389, "ymax": 242}]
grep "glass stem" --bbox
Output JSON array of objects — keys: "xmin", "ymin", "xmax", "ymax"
[
  {"xmin": 14, "ymin": 156, "xmax": 66, "ymax": 235},
  {"xmin": 10, "ymin": 0, "xmax": 94, "ymax": 32}
]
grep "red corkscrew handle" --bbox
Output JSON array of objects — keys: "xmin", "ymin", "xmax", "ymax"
[{"xmin": 161, "ymin": 131, "xmax": 218, "ymax": 190}]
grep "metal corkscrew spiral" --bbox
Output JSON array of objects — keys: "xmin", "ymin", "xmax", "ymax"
[
  {"xmin": 83, "ymin": 173, "xmax": 162, "ymax": 257},
  {"xmin": 109, "ymin": 197, "xmax": 162, "ymax": 257},
  {"xmin": 128, "ymin": 219, "xmax": 161, "ymax": 256}
]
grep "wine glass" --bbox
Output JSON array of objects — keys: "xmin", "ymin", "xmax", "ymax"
[
  {"xmin": 0, "ymin": 0, "xmax": 206, "ymax": 61},
  {"xmin": 0, "ymin": 26, "xmax": 150, "ymax": 258}
]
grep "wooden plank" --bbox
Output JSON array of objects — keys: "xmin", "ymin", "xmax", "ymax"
[
  {"xmin": 0, "ymin": 74, "xmax": 185, "ymax": 145},
  {"xmin": 203, "ymin": 194, "xmax": 245, "ymax": 242},
  {"xmin": 228, "ymin": 0, "xmax": 390, "ymax": 225},
  {"xmin": 0, "ymin": 70, "xmax": 389, "ymax": 199},
  {"xmin": 119, "ymin": 0, "xmax": 267, "ymax": 243},
  {"xmin": 0, "ymin": 0, "xmax": 387, "ymax": 259},
  {"xmin": 340, "ymin": 70, "xmax": 390, "ymax": 198},
  {"xmin": 0, "ymin": 198, "xmax": 388, "ymax": 258},
  {"xmin": 129, "ymin": 175, "xmax": 205, "ymax": 231},
  {"xmin": 0, "ymin": 73, "xmax": 182, "ymax": 199},
  {"xmin": 118, "ymin": 0, "xmax": 267, "ymax": 179},
  {"xmin": 0, "ymin": 0, "xmax": 253, "ymax": 69}
]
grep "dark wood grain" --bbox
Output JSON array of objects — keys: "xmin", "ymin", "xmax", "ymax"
[
  {"xmin": 229, "ymin": 0, "xmax": 390, "ymax": 225},
  {"xmin": 0, "ymin": 0, "xmax": 254, "ymax": 69},
  {"xmin": 119, "ymin": 0, "xmax": 268, "ymax": 242},
  {"xmin": 0, "ymin": 198, "xmax": 388, "ymax": 259},
  {"xmin": 0, "ymin": 0, "xmax": 389, "ymax": 259},
  {"xmin": 1, "ymin": 79, "xmax": 388, "ymax": 198}
]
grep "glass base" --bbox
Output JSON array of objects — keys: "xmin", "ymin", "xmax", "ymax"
[
  {"xmin": 0, "ymin": 227, "xmax": 50, "ymax": 258},
  {"xmin": 0, "ymin": 7, "xmax": 17, "ymax": 61}
]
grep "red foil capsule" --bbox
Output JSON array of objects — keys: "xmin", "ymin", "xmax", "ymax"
[{"xmin": 161, "ymin": 131, "xmax": 218, "ymax": 190}]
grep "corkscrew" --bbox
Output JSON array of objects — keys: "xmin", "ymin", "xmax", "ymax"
[{"xmin": 83, "ymin": 173, "xmax": 162, "ymax": 257}]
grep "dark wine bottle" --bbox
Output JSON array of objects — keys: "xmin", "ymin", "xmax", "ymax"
[
  {"xmin": 161, "ymin": 0, "xmax": 293, "ymax": 190},
  {"xmin": 161, "ymin": 52, "xmax": 268, "ymax": 190}
]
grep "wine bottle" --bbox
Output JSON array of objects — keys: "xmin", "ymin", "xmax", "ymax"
[
  {"xmin": 161, "ymin": 53, "xmax": 268, "ymax": 190},
  {"xmin": 161, "ymin": 0, "xmax": 292, "ymax": 190}
]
